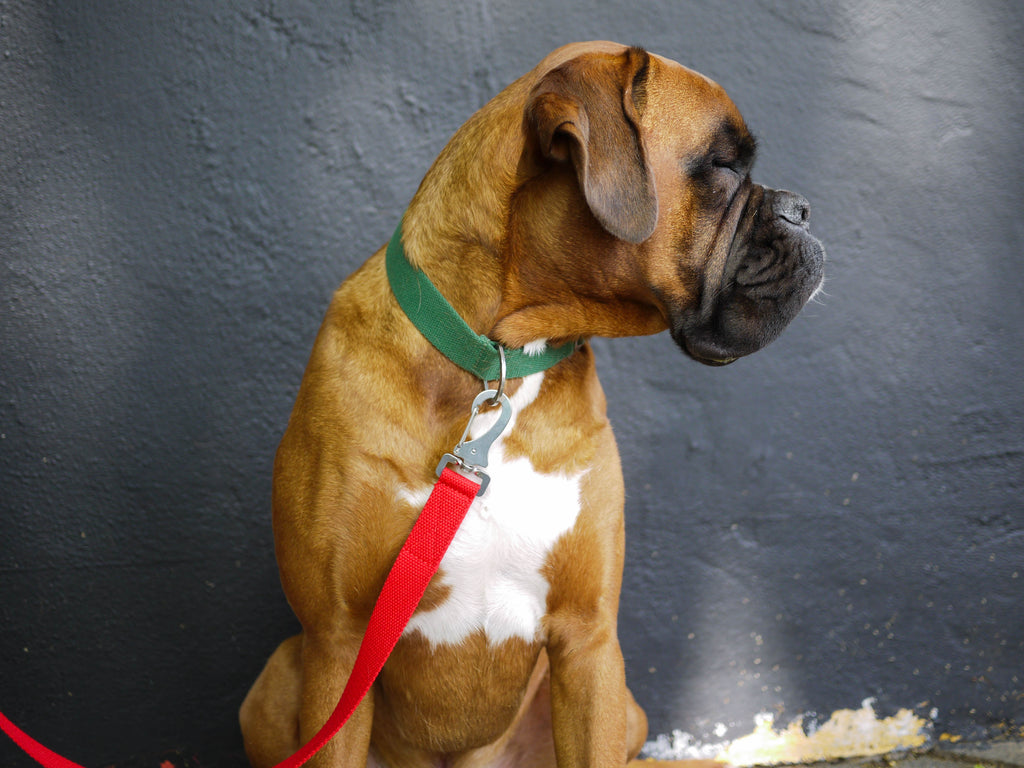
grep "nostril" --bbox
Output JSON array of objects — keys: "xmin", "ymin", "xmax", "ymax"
[{"xmin": 776, "ymin": 192, "xmax": 811, "ymax": 227}]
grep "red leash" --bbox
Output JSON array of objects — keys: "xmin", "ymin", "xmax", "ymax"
[
  {"xmin": 0, "ymin": 465, "xmax": 483, "ymax": 768},
  {"xmin": 271, "ymin": 465, "xmax": 481, "ymax": 768},
  {"xmin": 3, "ymin": 224, "xmax": 540, "ymax": 767},
  {"xmin": 0, "ymin": 712, "xmax": 85, "ymax": 768}
]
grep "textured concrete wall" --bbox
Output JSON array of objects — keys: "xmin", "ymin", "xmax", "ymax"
[{"xmin": 2, "ymin": 2, "xmax": 1022, "ymax": 766}]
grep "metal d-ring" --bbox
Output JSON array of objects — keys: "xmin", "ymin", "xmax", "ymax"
[{"xmin": 486, "ymin": 344, "xmax": 507, "ymax": 403}]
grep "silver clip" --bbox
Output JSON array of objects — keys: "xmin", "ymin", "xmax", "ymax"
[{"xmin": 435, "ymin": 388, "xmax": 513, "ymax": 496}]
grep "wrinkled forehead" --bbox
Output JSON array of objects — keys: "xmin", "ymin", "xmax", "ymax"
[{"xmin": 643, "ymin": 52, "xmax": 755, "ymax": 160}]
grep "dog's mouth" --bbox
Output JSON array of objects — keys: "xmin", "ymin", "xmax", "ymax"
[
  {"xmin": 665, "ymin": 285, "xmax": 748, "ymax": 367},
  {"xmin": 669, "ymin": 182, "xmax": 825, "ymax": 369},
  {"xmin": 693, "ymin": 354, "xmax": 738, "ymax": 367},
  {"xmin": 680, "ymin": 342, "xmax": 739, "ymax": 367}
]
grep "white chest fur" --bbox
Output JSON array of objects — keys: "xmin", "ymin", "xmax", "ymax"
[{"xmin": 400, "ymin": 372, "xmax": 584, "ymax": 647}]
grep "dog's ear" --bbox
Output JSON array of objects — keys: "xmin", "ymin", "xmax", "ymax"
[{"xmin": 525, "ymin": 47, "xmax": 658, "ymax": 244}]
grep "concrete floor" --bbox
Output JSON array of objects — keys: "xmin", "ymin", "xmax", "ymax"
[{"xmin": 799, "ymin": 741, "xmax": 1024, "ymax": 768}]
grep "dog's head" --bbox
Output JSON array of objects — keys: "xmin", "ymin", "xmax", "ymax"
[{"xmin": 495, "ymin": 43, "xmax": 825, "ymax": 365}]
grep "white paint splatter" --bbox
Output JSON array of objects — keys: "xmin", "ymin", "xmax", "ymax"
[{"xmin": 644, "ymin": 699, "xmax": 931, "ymax": 766}]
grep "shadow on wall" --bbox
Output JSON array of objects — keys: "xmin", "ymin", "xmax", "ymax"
[{"xmin": 620, "ymin": 2, "xmax": 1024, "ymax": 760}]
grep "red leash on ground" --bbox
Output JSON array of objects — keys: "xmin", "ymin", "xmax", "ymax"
[
  {"xmin": 0, "ymin": 466, "xmax": 482, "ymax": 768},
  {"xmin": 0, "ymin": 713, "xmax": 85, "ymax": 768}
]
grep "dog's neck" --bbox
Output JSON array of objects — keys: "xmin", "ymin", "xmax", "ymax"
[{"xmin": 400, "ymin": 81, "xmax": 529, "ymax": 344}]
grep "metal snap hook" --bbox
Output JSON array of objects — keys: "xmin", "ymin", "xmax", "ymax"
[{"xmin": 435, "ymin": 387, "xmax": 513, "ymax": 496}]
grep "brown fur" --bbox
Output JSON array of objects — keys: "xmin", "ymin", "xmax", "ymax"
[{"xmin": 240, "ymin": 40, "xmax": 813, "ymax": 768}]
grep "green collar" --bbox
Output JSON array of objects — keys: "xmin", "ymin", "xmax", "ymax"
[{"xmin": 385, "ymin": 220, "xmax": 577, "ymax": 382}]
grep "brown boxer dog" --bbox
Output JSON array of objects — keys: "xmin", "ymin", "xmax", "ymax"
[{"xmin": 240, "ymin": 41, "xmax": 824, "ymax": 768}]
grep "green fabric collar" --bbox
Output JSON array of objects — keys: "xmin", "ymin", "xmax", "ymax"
[{"xmin": 385, "ymin": 220, "xmax": 578, "ymax": 382}]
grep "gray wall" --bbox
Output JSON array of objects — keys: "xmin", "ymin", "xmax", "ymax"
[{"xmin": 2, "ymin": 1, "xmax": 1021, "ymax": 766}]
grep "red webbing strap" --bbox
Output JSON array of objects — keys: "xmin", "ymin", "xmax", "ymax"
[
  {"xmin": 0, "ymin": 466, "xmax": 481, "ymax": 768},
  {"xmin": 0, "ymin": 712, "xmax": 85, "ymax": 768},
  {"xmin": 272, "ymin": 465, "xmax": 479, "ymax": 768}
]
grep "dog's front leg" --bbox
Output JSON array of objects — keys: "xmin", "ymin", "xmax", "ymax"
[
  {"xmin": 547, "ymin": 618, "xmax": 630, "ymax": 768},
  {"xmin": 298, "ymin": 629, "xmax": 374, "ymax": 768}
]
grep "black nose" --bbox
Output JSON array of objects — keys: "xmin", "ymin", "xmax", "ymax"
[{"xmin": 772, "ymin": 190, "xmax": 811, "ymax": 228}]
